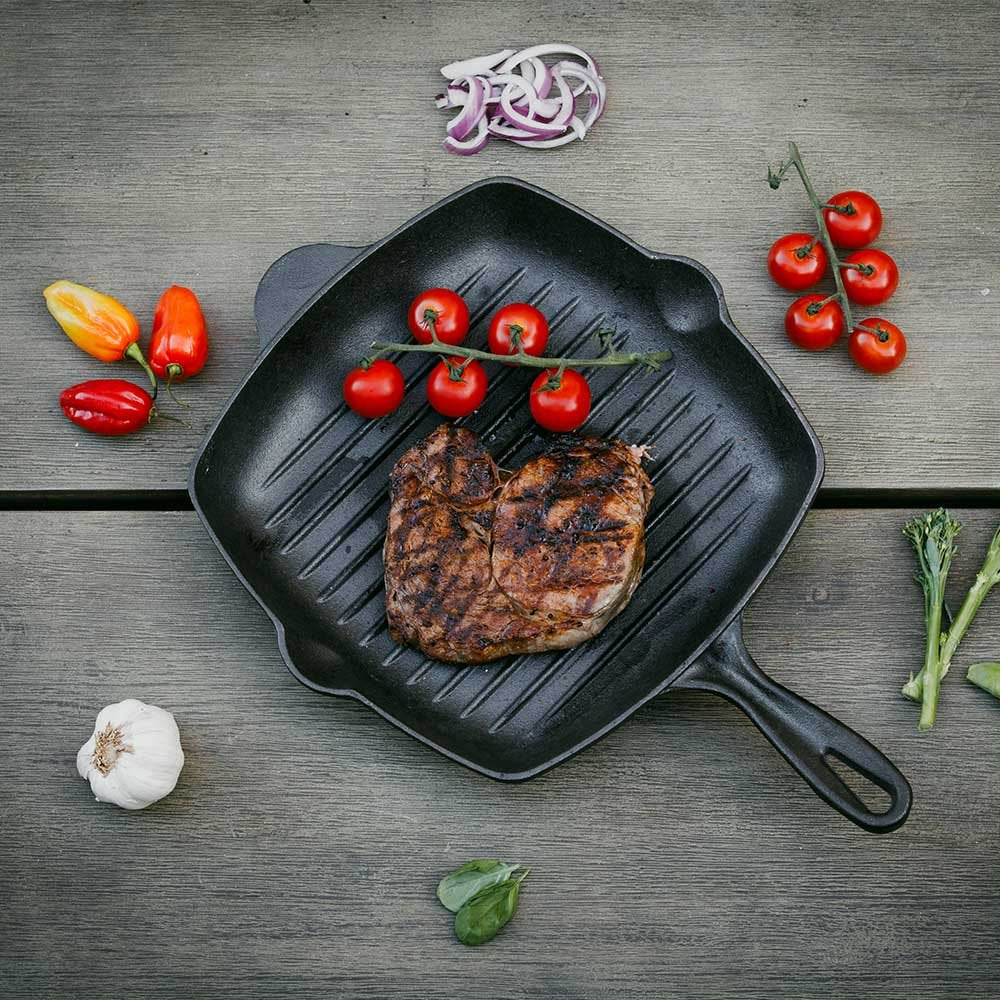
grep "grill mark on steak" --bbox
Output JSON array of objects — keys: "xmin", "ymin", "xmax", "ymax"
[{"xmin": 383, "ymin": 424, "xmax": 652, "ymax": 664}]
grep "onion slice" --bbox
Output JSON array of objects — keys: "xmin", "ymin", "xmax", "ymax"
[
  {"xmin": 445, "ymin": 76, "xmax": 488, "ymax": 141},
  {"xmin": 435, "ymin": 42, "xmax": 605, "ymax": 155},
  {"xmin": 440, "ymin": 49, "xmax": 516, "ymax": 79},
  {"xmin": 442, "ymin": 116, "xmax": 489, "ymax": 156}
]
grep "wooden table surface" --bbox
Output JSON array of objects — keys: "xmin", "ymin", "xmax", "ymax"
[{"xmin": 3, "ymin": 2, "xmax": 999, "ymax": 998}]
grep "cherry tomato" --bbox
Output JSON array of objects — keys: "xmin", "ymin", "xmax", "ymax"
[
  {"xmin": 842, "ymin": 249, "xmax": 899, "ymax": 306},
  {"xmin": 767, "ymin": 233, "xmax": 828, "ymax": 291},
  {"xmin": 488, "ymin": 303, "xmax": 550, "ymax": 358},
  {"xmin": 426, "ymin": 358, "xmax": 488, "ymax": 417},
  {"xmin": 529, "ymin": 368, "xmax": 591, "ymax": 432},
  {"xmin": 848, "ymin": 318, "xmax": 907, "ymax": 374},
  {"xmin": 343, "ymin": 360, "xmax": 405, "ymax": 418},
  {"xmin": 823, "ymin": 191, "xmax": 883, "ymax": 250},
  {"xmin": 784, "ymin": 295, "xmax": 845, "ymax": 351},
  {"xmin": 407, "ymin": 288, "xmax": 470, "ymax": 346}
]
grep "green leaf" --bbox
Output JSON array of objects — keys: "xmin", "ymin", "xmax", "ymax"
[
  {"xmin": 436, "ymin": 860, "xmax": 520, "ymax": 913},
  {"xmin": 967, "ymin": 662, "xmax": 1000, "ymax": 699},
  {"xmin": 453, "ymin": 871, "xmax": 527, "ymax": 946}
]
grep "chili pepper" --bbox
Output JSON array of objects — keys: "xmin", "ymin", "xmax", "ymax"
[
  {"xmin": 149, "ymin": 285, "xmax": 209, "ymax": 396},
  {"xmin": 43, "ymin": 280, "xmax": 157, "ymax": 394},
  {"xmin": 59, "ymin": 379, "xmax": 154, "ymax": 436}
]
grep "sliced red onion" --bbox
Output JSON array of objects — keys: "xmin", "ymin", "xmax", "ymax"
[
  {"xmin": 442, "ymin": 116, "xmax": 489, "ymax": 156},
  {"xmin": 440, "ymin": 49, "xmax": 515, "ymax": 79},
  {"xmin": 498, "ymin": 43, "xmax": 599, "ymax": 78},
  {"xmin": 528, "ymin": 57, "xmax": 552, "ymax": 99},
  {"xmin": 557, "ymin": 62, "xmax": 606, "ymax": 115},
  {"xmin": 499, "ymin": 84, "xmax": 566, "ymax": 137},
  {"xmin": 508, "ymin": 127, "xmax": 584, "ymax": 149},
  {"xmin": 445, "ymin": 76, "xmax": 488, "ymax": 140},
  {"xmin": 435, "ymin": 43, "xmax": 604, "ymax": 155}
]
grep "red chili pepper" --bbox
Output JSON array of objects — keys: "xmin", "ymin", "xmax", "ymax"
[
  {"xmin": 59, "ymin": 379, "xmax": 154, "ymax": 436},
  {"xmin": 149, "ymin": 286, "xmax": 208, "ymax": 387}
]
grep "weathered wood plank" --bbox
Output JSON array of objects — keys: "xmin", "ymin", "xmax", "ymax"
[
  {"xmin": 2, "ymin": 0, "xmax": 999, "ymax": 492},
  {"xmin": 2, "ymin": 508, "xmax": 999, "ymax": 998}
]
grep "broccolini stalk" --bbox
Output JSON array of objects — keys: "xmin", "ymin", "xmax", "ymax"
[
  {"xmin": 902, "ymin": 509, "xmax": 961, "ymax": 731},
  {"xmin": 902, "ymin": 523, "xmax": 1000, "ymax": 704}
]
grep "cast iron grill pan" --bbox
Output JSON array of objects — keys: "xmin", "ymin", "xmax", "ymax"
[{"xmin": 191, "ymin": 178, "xmax": 911, "ymax": 832}]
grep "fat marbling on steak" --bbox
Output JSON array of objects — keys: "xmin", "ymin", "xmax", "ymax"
[{"xmin": 384, "ymin": 424, "xmax": 653, "ymax": 664}]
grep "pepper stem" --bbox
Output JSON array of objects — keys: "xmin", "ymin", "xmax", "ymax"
[
  {"xmin": 165, "ymin": 364, "xmax": 190, "ymax": 408},
  {"xmin": 124, "ymin": 341, "xmax": 158, "ymax": 397}
]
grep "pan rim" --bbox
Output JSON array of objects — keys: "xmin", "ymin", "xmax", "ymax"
[{"xmin": 188, "ymin": 175, "xmax": 825, "ymax": 780}]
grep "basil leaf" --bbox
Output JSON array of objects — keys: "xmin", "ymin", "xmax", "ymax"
[
  {"xmin": 437, "ymin": 860, "xmax": 520, "ymax": 913},
  {"xmin": 453, "ymin": 870, "xmax": 528, "ymax": 947}
]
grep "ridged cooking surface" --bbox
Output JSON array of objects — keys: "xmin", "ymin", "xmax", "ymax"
[{"xmin": 257, "ymin": 264, "xmax": 751, "ymax": 733}]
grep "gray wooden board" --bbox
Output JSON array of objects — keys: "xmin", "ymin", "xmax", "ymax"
[
  {"xmin": 3, "ymin": 507, "xmax": 1000, "ymax": 999},
  {"xmin": 3, "ymin": 0, "xmax": 1000, "ymax": 493}
]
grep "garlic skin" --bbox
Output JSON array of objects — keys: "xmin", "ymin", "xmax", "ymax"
[{"xmin": 76, "ymin": 699, "xmax": 184, "ymax": 810}]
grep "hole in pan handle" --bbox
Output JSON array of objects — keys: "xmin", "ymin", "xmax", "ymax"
[
  {"xmin": 674, "ymin": 619, "xmax": 912, "ymax": 833},
  {"xmin": 254, "ymin": 242, "xmax": 372, "ymax": 352}
]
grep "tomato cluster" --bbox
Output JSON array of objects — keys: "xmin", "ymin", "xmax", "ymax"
[
  {"xmin": 767, "ymin": 190, "xmax": 906, "ymax": 374},
  {"xmin": 342, "ymin": 288, "xmax": 592, "ymax": 431}
]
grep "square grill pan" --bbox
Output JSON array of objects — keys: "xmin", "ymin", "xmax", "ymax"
[{"xmin": 191, "ymin": 177, "xmax": 910, "ymax": 832}]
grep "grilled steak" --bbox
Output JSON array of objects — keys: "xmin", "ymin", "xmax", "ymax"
[{"xmin": 384, "ymin": 424, "xmax": 653, "ymax": 664}]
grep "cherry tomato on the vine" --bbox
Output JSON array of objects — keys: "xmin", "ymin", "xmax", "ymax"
[
  {"xmin": 426, "ymin": 357, "xmax": 488, "ymax": 417},
  {"xmin": 784, "ymin": 295, "xmax": 845, "ymax": 351},
  {"xmin": 767, "ymin": 233, "xmax": 828, "ymax": 291},
  {"xmin": 848, "ymin": 318, "xmax": 907, "ymax": 374},
  {"xmin": 529, "ymin": 368, "xmax": 591, "ymax": 432},
  {"xmin": 488, "ymin": 303, "xmax": 550, "ymax": 359},
  {"xmin": 343, "ymin": 359, "xmax": 405, "ymax": 418},
  {"xmin": 823, "ymin": 191, "xmax": 883, "ymax": 250},
  {"xmin": 842, "ymin": 249, "xmax": 899, "ymax": 306},
  {"xmin": 407, "ymin": 288, "xmax": 470, "ymax": 346}
]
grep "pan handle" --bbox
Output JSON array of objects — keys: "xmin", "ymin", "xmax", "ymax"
[
  {"xmin": 254, "ymin": 242, "xmax": 371, "ymax": 351},
  {"xmin": 674, "ymin": 619, "xmax": 912, "ymax": 833}
]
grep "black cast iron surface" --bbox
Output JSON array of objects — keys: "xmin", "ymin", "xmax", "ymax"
[{"xmin": 191, "ymin": 177, "xmax": 911, "ymax": 832}]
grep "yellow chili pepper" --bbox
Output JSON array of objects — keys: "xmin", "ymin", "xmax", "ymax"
[{"xmin": 43, "ymin": 280, "xmax": 157, "ymax": 394}]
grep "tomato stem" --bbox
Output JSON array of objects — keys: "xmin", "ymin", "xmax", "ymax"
[
  {"xmin": 369, "ymin": 338, "xmax": 672, "ymax": 372},
  {"xmin": 424, "ymin": 310, "xmax": 443, "ymax": 345},
  {"xmin": 771, "ymin": 142, "xmax": 858, "ymax": 335},
  {"xmin": 838, "ymin": 261, "xmax": 876, "ymax": 276},
  {"xmin": 805, "ymin": 293, "xmax": 839, "ymax": 316},
  {"xmin": 822, "ymin": 201, "xmax": 857, "ymax": 215}
]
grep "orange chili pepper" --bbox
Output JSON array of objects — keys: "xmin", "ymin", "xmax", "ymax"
[{"xmin": 43, "ymin": 280, "xmax": 157, "ymax": 394}]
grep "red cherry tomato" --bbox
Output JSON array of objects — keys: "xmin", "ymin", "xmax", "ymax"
[
  {"xmin": 407, "ymin": 288, "xmax": 470, "ymax": 346},
  {"xmin": 426, "ymin": 358, "xmax": 488, "ymax": 417},
  {"xmin": 784, "ymin": 295, "xmax": 845, "ymax": 351},
  {"xmin": 848, "ymin": 318, "xmax": 907, "ymax": 374},
  {"xmin": 488, "ymin": 303, "xmax": 550, "ymax": 358},
  {"xmin": 529, "ymin": 368, "xmax": 591, "ymax": 432},
  {"xmin": 823, "ymin": 191, "xmax": 883, "ymax": 249},
  {"xmin": 842, "ymin": 249, "xmax": 899, "ymax": 305},
  {"xmin": 767, "ymin": 233, "xmax": 828, "ymax": 291},
  {"xmin": 342, "ymin": 360, "xmax": 405, "ymax": 418}
]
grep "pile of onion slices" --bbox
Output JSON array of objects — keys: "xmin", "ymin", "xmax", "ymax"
[{"xmin": 435, "ymin": 44, "xmax": 606, "ymax": 155}]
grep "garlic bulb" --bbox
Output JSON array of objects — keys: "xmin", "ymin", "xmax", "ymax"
[{"xmin": 76, "ymin": 699, "xmax": 184, "ymax": 810}]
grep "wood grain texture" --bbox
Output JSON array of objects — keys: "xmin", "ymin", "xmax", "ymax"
[
  {"xmin": 2, "ymin": 0, "xmax": 999, "ymax": 492},
  {"xmin": 2, "ymin": 508, "xmax": 1000, "ymax": 998}
]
